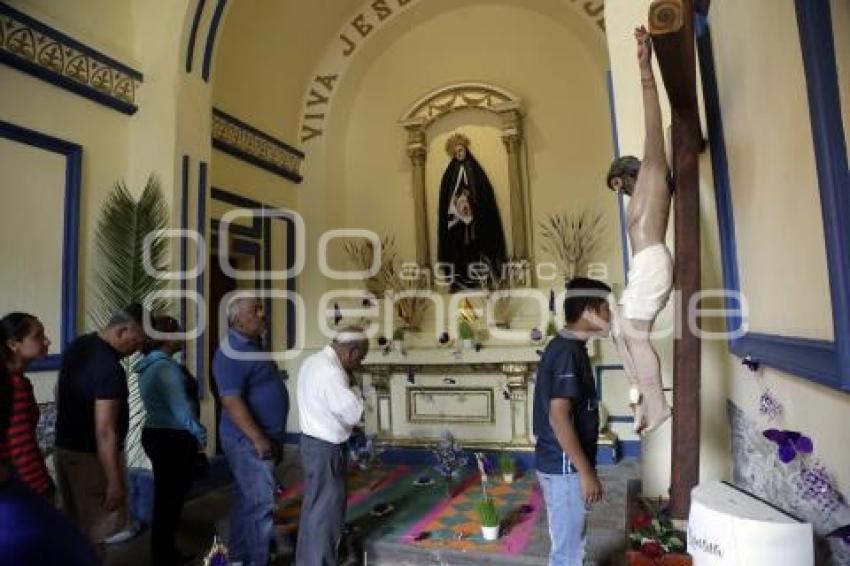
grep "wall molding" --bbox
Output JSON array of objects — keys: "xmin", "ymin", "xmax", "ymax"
[
  {"xmin": 0, "ymin": 2, "xmax": 143, "ymax": 115},
  {"xmin": 201, "ymin": 0, "xmax": 227, "ymax": 82},
  {"xmin": 697, "ymin": 1, "xmax": 850, "ymax": 392},
  {"xmin": 0, "ymin": 120, "xmax": 81, "ymax": 372},
  {"xmin": 209, "ymin": 186, "xmax": 299, "ymax": 352},
  {"xmin": 185, "ymin": 0, "xmax": 207, "ymax": 74},
  {"xmin": 212, "ymin": 107, "xmax": 304, "ymax": 183}
]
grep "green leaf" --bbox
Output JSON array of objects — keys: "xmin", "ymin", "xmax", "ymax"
[{"xmin": 90, "ymin": 175, "xmax": 172, "ymax": 468}]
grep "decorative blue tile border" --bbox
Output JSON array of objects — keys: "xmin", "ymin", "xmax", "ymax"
[
  {"xmin": 201, "ymin": 0, "xmax": 227, "ymax": 82},
  {"xmin": 212, "ymin": 108, "xmax": 304, "ymax": 183},
  {"xmin": 697, "ymin": 2, "xmax": 850, "ymax": 392},
  {"xmin": 0, "ymin": 2, "xmax": 143, "ymax": 115},
  {"xmin": 0, "ymin": 120, "xmax": 81, "ymax": 372}
]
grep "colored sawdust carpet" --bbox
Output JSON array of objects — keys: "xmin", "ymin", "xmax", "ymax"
[
  {"xmin": 273, "ymin": 464, "xmax": 543, "ymax": 560},
  {"xmin": 397, "ymin": 472, "xmax": 543, "ymax": 556},
  {"xmin": 273, "ymin": 464, "xmax": 414, "ymax": 533}
]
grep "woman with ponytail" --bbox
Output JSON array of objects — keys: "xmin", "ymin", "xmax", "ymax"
[{"xmin": 0, "ymin": 312, "xmax": 53, "ymax": 498}]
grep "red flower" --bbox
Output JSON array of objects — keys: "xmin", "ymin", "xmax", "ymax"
[
  {"xmin": 640, "ymin": 540, "xmax": 665, "ymax": 558},
  {"xmin": 632, "ymin": 512, "xmax": 653, "ymax": 530}
]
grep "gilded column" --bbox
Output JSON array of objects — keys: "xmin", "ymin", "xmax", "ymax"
[
  {"xmin": 499, "ymin": 107, "xmax": 528, "ymax": 261},
  {"xmin": 404, "ymin": 122, "xmax": 431, "ymax": 268},
  {"xmin": 502, "ymin": 362, "xmax": 531, "ymax": 446},
  {"xmin": 368, "ymin": 366, "xmax": 393, "ymax": 440}
]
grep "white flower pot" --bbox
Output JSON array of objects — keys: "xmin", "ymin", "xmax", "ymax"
[
  {"xmin": 462, "ymin": 338, "xmax": 474, "ymax": 350},
  {"xmin": 502, "ymin": 473, "xmax": 514, "ymax": 484},
  {"xmin": 393, "ymin": 339, "xmax": 404, "ymax": 352},
  {"xmin": 481, "ymin": 525, "xmax": 500, "ymax": 541}
]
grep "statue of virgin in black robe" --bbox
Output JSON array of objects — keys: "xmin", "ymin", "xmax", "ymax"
[{"xmin": 437, "ymin": 133, "xmax": 507, "ymax": 291}]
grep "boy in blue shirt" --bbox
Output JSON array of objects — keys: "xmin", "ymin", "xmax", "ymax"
[{"xmin": 534, "ymin": 277, "xmax": 612, "ymax": 566}]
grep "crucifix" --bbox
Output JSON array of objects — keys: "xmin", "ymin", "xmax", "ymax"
[{"xmin": 649, "ymin": 0, "xmax": 704, "ymax": 519}]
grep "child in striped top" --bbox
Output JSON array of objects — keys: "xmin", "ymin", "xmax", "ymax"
[{"xmin": 0, "ymin": 313, "xmax": 53, "ymax": 498}]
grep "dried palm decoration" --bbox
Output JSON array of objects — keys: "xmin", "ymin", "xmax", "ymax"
[{"xmin": 538, "ymin": 210, "xmax": 605, "ymax": 283}]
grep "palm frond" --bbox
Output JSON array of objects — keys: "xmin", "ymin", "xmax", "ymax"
[{"xmin": 89, "ymin": 175, "xmax": 172, "ymax": 469}]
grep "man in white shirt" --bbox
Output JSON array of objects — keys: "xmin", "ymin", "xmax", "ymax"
[{"xmin": 295, "ymin": 328, "xmax": 367, "ymax": 566}]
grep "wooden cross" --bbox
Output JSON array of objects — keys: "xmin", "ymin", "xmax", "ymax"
[{"xmin": 649, "ymin": 0, "xmax": 703, "ymax": 519}]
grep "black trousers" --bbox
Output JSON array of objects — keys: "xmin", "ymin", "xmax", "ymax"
[
  {"xmin": 141, "ymin": 427, "xmax": 196, "ymax": 564},
  {"xmin": 295, "ymin": 435, "xmax": 348, "ymax": 566}
]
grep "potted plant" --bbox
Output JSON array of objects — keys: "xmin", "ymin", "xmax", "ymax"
[
  {"xmin": 392, "ymin": 327, "xmax": 405, "ymax": 352},
  {"xmin": 459, "ymin": 320, "xmax": 475, "ymax": 350},
  {"xmin": 627, "ymin": 498, "xmax": 691, "ymax": 565},
  {"xmin": 499, "ymin": 452, "xmax": 516, "ymax": 484},
  {"xmin": 477, "ymin": 497, "xmax": 500, "ymax": 541}
]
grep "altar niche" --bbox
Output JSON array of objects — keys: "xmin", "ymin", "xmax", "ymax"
[{"xmin": 400, "ymin": 83, "xmax": 530, "ymax": 287}]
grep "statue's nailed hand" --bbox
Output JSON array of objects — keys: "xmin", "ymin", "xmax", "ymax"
[{"xmin": 635, "ymin": 25, "xmax": 652, "ymax": 70}]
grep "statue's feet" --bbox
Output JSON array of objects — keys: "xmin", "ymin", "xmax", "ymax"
[
  {"xmin": 629, "ymin": 386, "xmax": 647, "ymax": 434},
  {"xmin": 639, "ymin": 404, "xmax": 672, "ymax": 435}
]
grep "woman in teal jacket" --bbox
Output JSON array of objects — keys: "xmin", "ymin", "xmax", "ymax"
[{"xmin": 137, "ymin": 316, "xmax": 206, "ymax": 566}]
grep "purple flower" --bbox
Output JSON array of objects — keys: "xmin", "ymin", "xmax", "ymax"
[
  {"xmin": 377, "ymin": 335, "xmax": 388, "ymax": 346},
  {"xmin": 763, "ymin": 429, "xmax": 813, "ymax": 463},
  {"xmin": 758, "ymin": 390, "xmax": 783, "ymax": 420},
  {"xmin": 438, "ymin": 332, "xmax": 450, "ymax": 345},
  {"xmin": 795, "ymin": 461, "xmax": 843, "ymax": 517},
  {"xmin": 530, "ymin": 328, "xmax": 543, "ymax": 342}
]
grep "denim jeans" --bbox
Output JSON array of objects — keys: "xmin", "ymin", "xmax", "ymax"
[
  {"xmin": 222, "ymin": 434, "xmax": 276, "ymax": 566},
  {"xmin": 537, "ymin": 471, "xmax": 587, "ymax": 566}
]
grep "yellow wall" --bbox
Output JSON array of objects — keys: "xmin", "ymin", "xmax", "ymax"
[
  {"xmin": 712, "ymin": 0, "xmax": 832, "ymax": 340},
  {"xmin": 712, "ymin": 0, "xmax": 850, "ymax": 497}
]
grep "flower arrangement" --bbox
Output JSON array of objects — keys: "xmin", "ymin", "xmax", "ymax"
[
  {"xmin": 343, "ymin": 234, "xmax": 431, "ymax": 330},
  {"xmin": 478, "ymin": 257, "xmax": 529, "ymax": 328},
  {"xmin": 628, "ymin": 498, "xmax": 687, "ymax": 561},
  {"xmin": 431, "ymin": 430, "xmax": 469, "ymax": 486},
  {"xmin": 348, "ymin": 432, "xmax": 382, "ymax": 471}
]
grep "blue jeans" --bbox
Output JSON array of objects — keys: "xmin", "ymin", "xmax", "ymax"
[
  {"xmin": 537, "ymin": 471, "xmax": 587, "ymax": 566},
  {"xmin": 222, "ymin": 434, "xmax": 276, "ymax": 566}
]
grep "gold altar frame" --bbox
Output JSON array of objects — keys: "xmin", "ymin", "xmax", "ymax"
[{"xmin": 399, "ymin": 82, "xmax": 530, "ymax": 271}]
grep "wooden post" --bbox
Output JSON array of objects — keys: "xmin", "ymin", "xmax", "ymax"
[{"xmin": 649, "ymin": 0, "xmax": 702, "ymax": 519}]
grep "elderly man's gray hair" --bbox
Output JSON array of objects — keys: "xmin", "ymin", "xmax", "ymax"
[
  {"xmin": 106, "ymin": 303, "xmax": 145, "ymax": 329},
  {"xmin": 332, "ymin": 326, "xmax": 368, "ymax": 348},
  {"xmin": 226, "ymin": 296, "xmax": 257, "ymax": 327}
]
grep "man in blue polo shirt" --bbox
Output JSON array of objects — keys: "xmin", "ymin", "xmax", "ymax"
[
  {"xmin": 213, "ymin": 296, "xmax": 289, "ymax": 566},
  {"xmin": 534, "ymin": 277, "xmax": 612, "ymax": 566}
]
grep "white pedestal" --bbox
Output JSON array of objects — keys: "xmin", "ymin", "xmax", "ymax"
[{"xmin": 688, "ymin": 481, "xmax": 813, "ymax": 566}]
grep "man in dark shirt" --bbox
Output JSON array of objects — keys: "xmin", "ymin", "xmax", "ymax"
[
  {"xmin": 534, "ymin": 277, "xmax": 611, "ymax": 566},
  {"xmin": 55, "ymin": 304, "xmax": 146, "ymax": 544}
]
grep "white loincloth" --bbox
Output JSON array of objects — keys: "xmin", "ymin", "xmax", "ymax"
[{"xmin": 621, "ymin": 243, "xmax": 673, "ymax": 321}]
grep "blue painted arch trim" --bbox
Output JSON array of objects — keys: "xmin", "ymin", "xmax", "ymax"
[
  {"xmin": 697, "ymin": 1, "xmax": 850, "ymax": 392},
  {"xmin": 185, "ymin": 0, "xmax": 207, "ymax": 74},
  {"xmin": 201, "ymin": 0, "xmax": 227, "ymax": 82},
  {"xmin": 0, "ymin": 120, "xmax": 81, "ymax": 372}
]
